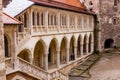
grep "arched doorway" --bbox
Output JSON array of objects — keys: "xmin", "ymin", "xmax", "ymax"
[
  {"xmin": 77, "ymin": 35, "xmax": 82, "ymax": 57},
  {"xmin": 88, "ymin": 34, "xmax": 92, "ymax": 53},
  {"xmin": 104, "ymin": 39, "xmax": 114, "ymax": 48},
  {"xmin": 48, "ymin": 39, "xmax": 58, "ymax": 69},
  {"xmin": 18, "ymin": 50, "xmax": 30, "ymax": 62},
  {"xmin": 4, "ymin": 35, "xmax": 10, "ymax": 57},
  {"xmin": 70, "ymin": 36, "xmax": 75, "ymax": 61},
  {"xmin": 60, "ymin": 37, "xmax": 67, "ymax": 64},
  {"xmin": 83, "ymin": 35, "xmax": 87, "ymax": 55},
  {"xmin": 34, "ymin": 40, "xmax": 45, "ymax": 69}
]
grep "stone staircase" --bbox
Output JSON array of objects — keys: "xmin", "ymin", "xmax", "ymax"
[
  {"xmin": 6, "ymin": 57, "xmax": 68, "ymax": 80},
  {"xmin": 69, "ymin": 54, "xmax": 101, "ymax": 80}
]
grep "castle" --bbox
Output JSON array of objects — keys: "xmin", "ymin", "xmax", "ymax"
[
  {"xmin": 83, "ymin": 0, "xmax": 120, "ymax": 51},
  {"xmin": 0, "ymin": 0, "xmax": 119, "ymax": 80}
]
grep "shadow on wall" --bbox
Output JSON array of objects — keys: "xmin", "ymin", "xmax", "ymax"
[{"xmin": 2, "ymin": 0, "xmax": 12, "ymax": 8}]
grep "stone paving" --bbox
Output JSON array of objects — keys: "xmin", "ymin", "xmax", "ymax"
[
  {"xmin": 69, "ymin": 50, "xmax": 120, "ymax": 80},
  {"xmin": 69, "ymin": 54, "xmax": 100, "ymax": 80},
  {"xmin": 88, "ymin": 51, "xmax": 120, "ymax": 80}
]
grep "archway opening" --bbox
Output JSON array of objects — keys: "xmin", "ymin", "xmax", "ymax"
[
  {"xmin": 34, "ymin": 40, "xmax": 45, "ymax": 69},
  {"xmin": 83, "ymin": 35, "xmax": 87, "ymax": 55},
  {"xmin": 77, "ymin": 35, "xmax": 81, "ymax": 57},
  {"xmin": 48, "ymin": 39, "xmax": 57, "ymax": 69},
  {"xmin": 70, "ymin": 36, "xmax": 75, "ymax": 61},
  {"xmin": 4, "ymin": 35, "xmax": 10, "ymax": 57},
  {"xmin": 104, "ymin": 39, "xmax": 114, "ymax": 49},
  {"xmin": 60, "ymin": 37, "xmax": 67, "ymax": 64},
  {"xmin": 88, "ymin": 34, "xmax": 92, "ymax": 53},
  {"xmin": 18, "ymin": 50, "xmax": 30, "ymax": 62}
]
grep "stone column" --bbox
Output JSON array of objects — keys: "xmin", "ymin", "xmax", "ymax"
[
  {"xmin": 29, "ymin": 10, "xmax": 33, "ymax": 35},
  {"xmin": 44, "ymin": 11, "xmax": 48, "ymax": 33},
  {"xmin": 75, "ymin": 16, "xmax": 78, "ymax": 30},
  {"xmin": 34, "ymin": 12, "xmax": 38, "ymax": 32},
  {"xmin": 12, "ymin": 30, "xmax": 17, "ymax": 69},
  {"xmin": 57, "ymin": 12, "xmax": 60, "ymax": 31},
  {"xmin": 80, "ymin": 44, "xmax": 83, "ymax": 56},
  {"xmin": 91, "ymin": 42, "xmax": 94, "ymax": 53},
  {"xmin": 44, "ymin": 53, "xmax": 48, "ymax": 71},
  {"xmin": 67, "ymin": 15, "xmax": 70, "ymax": 31},
  {"xmin": 74, "ymin": 46, "xmax": 77, "ymax": 59},
  {"xmin": 29, "ymin": 53, "xmax": 34, "ymax": 64},
  {"xmin": 0, "ymin": 1, "xmax": 6, "ymax": 79},
  {"xmin": 82, "ymin": 16, "xmax": 84, "ymax": 30},
  {"xmin": 56, "ymin": 50, "xmax": 60, "ymax": 68},
  {"xmin": 44, "ymin": 49, "xmax": 48, "ymax": 71}
]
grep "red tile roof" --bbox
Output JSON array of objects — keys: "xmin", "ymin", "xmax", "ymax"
[
  {"xmin": 31, "ymin": 0, "xmax": 95, "ymax": 15},
  {"xmin": 3, "ymin": 12, "xmax": 22, "ymax": 25},
  {"xmin": 53, "ymin": 0, "xmax": 85, "ymax": 8}
]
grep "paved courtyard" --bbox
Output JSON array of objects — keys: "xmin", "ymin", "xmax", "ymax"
[{"xmin": 89, "ymin": 51, "xmax": 120, "ymax": 80}]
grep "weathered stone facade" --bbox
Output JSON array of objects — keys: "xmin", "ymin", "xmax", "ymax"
[
  {"xmin": 3, "ymin": 0, "xmax": 95, "ymax": 80},
  {"xmin": 0, "ymin": 0, "xmax": 6, "ymax": 80},
  {"xmin": 83, "ymin": 0, "xmax": 120, "ymax": 51}
]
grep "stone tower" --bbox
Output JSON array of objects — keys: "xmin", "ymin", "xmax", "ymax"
[
  {"xmin": 83, "ymin": 0, "xmax": 120, "ymax": 51},
  {"xmin": 0, "ymin": 0, "xmax": 6, "ymax": 80}
]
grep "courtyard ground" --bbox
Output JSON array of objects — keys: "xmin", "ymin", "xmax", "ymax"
[{"xmin": 88, "ymin": 50, "xmax": 120, "ymax": 80}]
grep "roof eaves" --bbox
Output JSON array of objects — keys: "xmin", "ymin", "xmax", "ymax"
[
  {"xmin": 32, "ymin": 0, "xmax": 95, "ymax": 15},
  {"xmin": 14, "ymin": 3, "xmax": 35, "ymax": 17},
  {"xmin": 3, "ymin": 12, "xmax": 23, "ymax": 25}
]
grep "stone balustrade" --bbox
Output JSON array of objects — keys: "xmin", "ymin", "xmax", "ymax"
[{"xmin": 18, "ymin": 57, "xmax": 68, "ymax": 80}]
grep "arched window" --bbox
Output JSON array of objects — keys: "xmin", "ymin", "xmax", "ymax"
[
  {"xmin": 54, "ymin": 15, "xmax": 57, "ymax": 25},
  {"xmin": 18, "ymin": 17, "xmax": 22, "ymax": 32},
  {"xmin": 24, "ymin": 13, "xmax": 27, "ymax": 28},
  {"xmin": 48, "ymin": 14, "xmax": 50, "ymax": 25},
  {"xmin": 37, "ymin": 13, "xmax": 39, "ymax": 25},
  {"xmin": 41, "ymin": 13, "xmax": 44, "ymax": 25},
  {"xmin": 4, "ymin": 35, "xmax": 9, "ymax": 57},
  {"xmin": 32, "ymin": 12, "xmax": 35, "ymax": 25},
  {"xmin": 51, "ymin": 15, "xmax": 53, "ymax": 25}
]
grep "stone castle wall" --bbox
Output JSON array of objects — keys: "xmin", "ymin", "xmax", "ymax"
[
  {"xmin": 99, "ymin": 0, "xmax": 120, "ymax": 48},
  {"xmin": 84, "ymin": 0, "xmax": 120, "ymax": 50},
  {"xmin": 0, "ymin": 0, "xmax": 6, "ymax": 80}
]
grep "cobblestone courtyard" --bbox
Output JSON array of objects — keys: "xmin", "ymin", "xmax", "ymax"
[{"xmin": 89, "ymin": 51, "xmax": 120, "ymax": 80}]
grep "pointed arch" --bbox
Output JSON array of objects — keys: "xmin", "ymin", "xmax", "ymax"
[
  {"xmin": 33, "ymin": 39, "xmax": 46, "ymax": 69},
  {"xmin": 48, "ymin": 38, "xmax": 59, "ymax": 69},
  {"xmin": 60, "ymin": 36, "xmax": 68, "ymax": 64},
  {"xmin": 77, "ymin": 34, "xmax": 82, "ymax": 57},
  {"xmin": 18, "ymin": 49, "xmax": 31, "ymax": 62},
  {"xmin": 69, "ymin": 35, "xmax": 76, "ymax": 61},
  {"xmin": 4, "ymin": 34, "xmax": 11, "ymax": 57},
  {"xmin": 83, "ymin": 34, "xmax": 88, "ymax": 55}
]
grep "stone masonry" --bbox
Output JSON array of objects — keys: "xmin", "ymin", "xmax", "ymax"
[
  {"xmin": 0, "ymin": 0, "xmax": 6, "ymax": 80},
  {"xmin": 83, "ymin": 0, "xmax": 120, "ymax": 51}
]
